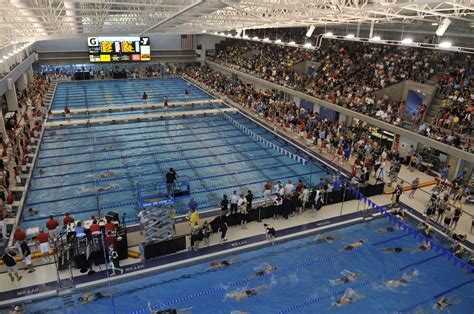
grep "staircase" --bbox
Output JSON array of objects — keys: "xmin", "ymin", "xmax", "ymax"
[{"xmin": 424, "ymin": 90, "xmax": 445, "ymax": 123}]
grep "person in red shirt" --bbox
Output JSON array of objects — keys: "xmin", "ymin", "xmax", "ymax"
[
  {"xmin": 20, "ymin": 156, "xmax": 28, "ymax": 173},
  {"xmin": 105, "ymin": 219, "xmax": 116, "ymax": 233},
  {"xmin": 46, "ymin": 215, "xmax": 59, "ymax": 238},
  {"xmin": 63, "ymin": 212, "xmax": 74, "ymax": 228},
  {"xmin": 104, "ymin": 231, "xmax": 117, "ymax": 250},
  {"xmin": 89, "ymin": 220, "xmax": 101, "ymax": 235},
  {"xmin": 5, "ymin": 192, "xmax": 14, "ymax": 212},
  {"xmin": 13, "ymin": 226, "xmax": 26, "ymax": 242},
  {"xmin": 35, "ymin": 229, "xmax": 50, "ymax": 262}
]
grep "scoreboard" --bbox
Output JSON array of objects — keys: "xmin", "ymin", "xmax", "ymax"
[{"xmin": 88, "ymin": 36, "xmax": 151, "ymax": 62}]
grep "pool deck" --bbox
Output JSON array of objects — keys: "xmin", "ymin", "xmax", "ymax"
[{"xmin": 0, "ymin": 77, "xmax": 472, "ymax": 308}]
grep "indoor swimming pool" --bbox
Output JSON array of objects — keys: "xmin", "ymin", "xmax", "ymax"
[
  {"xmin": 21, "ymin": 78, "xmax": 331, "ymax": 230},
  {"xmin": 22, "ymin": 218, "xmax": 474, "ymax": 313},
  {"xmin": 50, "ymin": 78, "xmax": 210, "ymax": 110}
]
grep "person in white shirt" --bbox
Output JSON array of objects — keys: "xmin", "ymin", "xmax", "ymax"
[
  {"xmin": 137, "ymin": 209, "xmax": 148, "ymax": 235},
  {"xmin": 238, "ymin": 195, "xmax": 248, "ymax": 229},
  {"xmin": 299, "ymin": 186, "xmax": 310, "ymax": 215},
  {"xmin": 284, "ymin": 180, "xmax": 295, "ymax": 197},
  {"xmin": 230, "ymin": 191, "xmax": 239, "ymax": 214},
  {"xmin": 313, "ymin": 189, "xmax": 324, "ymax": 215}
]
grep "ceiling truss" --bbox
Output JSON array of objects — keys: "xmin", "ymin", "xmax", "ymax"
[{"xmin": 0, "ymin": 0, "xmax": 472, "ymax": 48}]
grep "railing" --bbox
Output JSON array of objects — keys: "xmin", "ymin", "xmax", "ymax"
[
  {"xmin": 206, "ymin": 60, "xmax": 474, "ymax": 163},
  {"xmin": 137, "ymin": 177, "xmax": 190, "ymax": 209}
]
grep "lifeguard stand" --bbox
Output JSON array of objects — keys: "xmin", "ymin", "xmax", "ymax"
[{"xmin": 137, "ymin": 178, "xmax": 190, "ymax": 242}]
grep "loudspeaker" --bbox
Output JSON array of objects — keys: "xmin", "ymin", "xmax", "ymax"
[
  {"xmin": 106, "ymin": 211, "xmax": 119, "ymax": 222},
  {"xmin": 196, "ymin": 45, "xmax": 202, "ymax": 50}
]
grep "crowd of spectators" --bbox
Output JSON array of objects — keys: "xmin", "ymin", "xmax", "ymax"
[
  {"xmin": 433, "ymin": 57, "xmax": 473, "ymax": 144},
  {"xmin": 1, "ymin": 75, "xmax": 50, "ymax": 243},
  {"xmin": 211, "ymin": 39, "xmax": 472, "ymax": 151},
  {"xmin": 183, "ymin": 64, "xmax": 472, "ymax": 240}
]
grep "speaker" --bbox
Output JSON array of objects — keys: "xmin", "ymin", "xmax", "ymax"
[
  {"xmin": 7, "ymin": 78, "xmax": 13, "ymax": 90},
  {"xmin": 106, "ymin": 211, "xmax": 119, "ymax": 222},
  {"xmin": 196, "ymin": 44, "xmax": 202, "ymax": 50}
]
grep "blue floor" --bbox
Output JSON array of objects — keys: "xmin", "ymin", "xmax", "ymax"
[{"xmin": 21, "ymin": 78, "xmax": 331, "ymax": 230}]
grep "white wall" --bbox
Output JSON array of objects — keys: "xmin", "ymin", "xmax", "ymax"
[
  {"xmin": 398, "ymin": 136, "xmax": 419, "ymax": 157},
  {"xmin": 35, "ymin": 34, "xmax": 184, "ymax": 52}
]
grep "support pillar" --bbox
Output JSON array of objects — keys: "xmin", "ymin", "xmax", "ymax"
[
  {"xmin": 27, "ymin": 66, "xmax": 34, "ymax": 83},
  {"xmin": 16, "ymin": 73, "xmax": 28, "ymax": 92},
  {"xmin": 0, "ymin": 111, "xmax": 7, "ymax": 140},
  {"xmin": 6, "ymin": 84, "xmax": 19, "ymax": 112}
]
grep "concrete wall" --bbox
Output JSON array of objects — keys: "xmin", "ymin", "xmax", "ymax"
[{"xmin": 195, "ymin": 34, "xmax": 224, "ymax": 61}]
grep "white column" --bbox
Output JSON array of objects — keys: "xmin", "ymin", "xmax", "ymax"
[
  {"xmin": 0, "ymin": 112, "xmax": 7, "ymax": 141},
  {"xmin": 27, "ymin": 66, "xmax": 34, "ymax": 83},
  {"xmin": 16, "ymin": 73, "xmax": 27, "ymax": 91},
  {"xmin": 6, "ymin": 84, "xmax": 19, "ymax": 111}
]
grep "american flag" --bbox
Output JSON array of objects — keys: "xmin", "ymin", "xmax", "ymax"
[{"xmin": 181, "ymin": 34, "xmax": 194, "ymax": 49}]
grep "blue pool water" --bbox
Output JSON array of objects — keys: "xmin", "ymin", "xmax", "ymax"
[
  {"xmin": 23, "ymin": 218, "xmax": 474, "ymax": 313},
  {"xmin": 22, "ymin": 78, "xmax": 330, "ymax": 230},
  {"xmin": 51, "ymin": 78, "xmax": 211, "ymax": 110}
]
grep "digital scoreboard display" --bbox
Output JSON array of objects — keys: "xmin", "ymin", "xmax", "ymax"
[{"xmin": 88, "ymin": 36, "xmax": 151, "ymax": 62}]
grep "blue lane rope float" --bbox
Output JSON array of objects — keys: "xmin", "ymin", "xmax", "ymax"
[
  {"xmin": 23, "ymin": 169, "xmax": 322, "ymax": 221},
  {"xmin": 212, "ymin": 105, "xmax": 308, "ymax": 166},
  {"xmin": 277, "ymin": 253, "xmax": 444, "ymax": 314},
  {"xmin": 41, "ymin": 121, "xmax": 255, "ymax": 151},
  {"xmin": 137, "ymin": 232, "xmax": 416, "ymax": 314},
  {"xmin": 347, "ymin": 185, "xmax": 474, "ymax": 274},
  {"xmin": 43, "ymin": 113, "xmax": 227, "ymax": 139},
  {"xmin": 38, "ymin": 127, "xmax": 264, "ymax": 160},
  {"xmin": 397, "ymin": 278, "xmax": 474, "ymax": 313},
  {"xmin": 136, "ymin": 242, "xmax": 441, "ymax": 314},
  {"xmin": 30, "ymin": 152, "xmax": 279, "ymax": 191},
  {"xmin": 34, "ymin": 142, "xmax": 268, "ymax": 175}
]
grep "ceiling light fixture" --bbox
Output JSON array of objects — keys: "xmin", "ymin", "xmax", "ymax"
[
  {"xmin": 324, "ymin": 32, "xmax": 334, "ymax": 37},
  {"xmin": 252, "ymin": 36, "xmax": 259, "ymax": 40},
  {"xmin": 303, "ymin": 42, "xmax": 312, "ymax": 48},
  {"xmin": 274, "ymin": 39, "xmax": 282, "ymax": 43},
  {"xmin": 436, "ymin": 18, "xmax": 451, "ymax": 36},
  {"xmin": 305, "ymin": 25, "xmax": 316, "ymax": 37},
  {"xmin": 370, "ymin": 36, "xmax": 381, "ymax": 41},
  {"xmin": 263, "ymin": 37, "xmax": 270, "ymax": 42},
  {"xmin": 288, "ymin": 41, "xmax": 296, "ymax": 45},
  {"xmin": 345, "ymin": 34, "xmax": 355, "ymax": 39},
  {"xmin": 401, "ymin": 38, "xmax": 413, "ymax": 44},
  {"xmin": 438, "ymin": 41, "xmax": 452, "ymax": 48}
]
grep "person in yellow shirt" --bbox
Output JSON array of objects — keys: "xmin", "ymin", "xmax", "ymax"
[{"xmin": 189, "ymin": 208, "xmax": 200, "ymax": 230}]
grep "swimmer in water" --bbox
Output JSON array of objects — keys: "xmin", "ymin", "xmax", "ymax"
[
  {"xmin": 376, "ymin": 227, "xmax": 395, "ymax": 233},
  {"xmin": 28, "ymin": 207, "xmax": 39, "ymax": 216},
  {"xmin": 225, "ymin": 285, "xmax": 268, "ymax": 302},
  {"xmin": 254, "ymin": 264, "xmax": 277, "ymax": 277},
  {"xmin": 82, "ymin": 183, "xmax": 120, "ymax": 193},
  {"xmin": 412, "ymin": 241, "xmax": 431, "ymax": 253},
  {"xmin": 100, "ymin": 171, "xmax": 115, "ymax": 178},
  {"xmin": 78, "ymin": 291, "xmax": 110, "ymax": 304},
  {"xmin": 381, "ymin": 247, "xmax": 405, "ymax": 253},
  {"xmin": 334, "ymin": 288, "xmax": 359, "ymax": 306},
  {"xmin": 330, "ymin": 270, "xmax": 359, "ymax": 285},
  {"xmin": 314, "ymin": 235, "xmax": 338, "ymax": 243},
  {"xmin": 208, "ymin": 259, "xmax": 235, "ymax": 269},
  {"xmin": 386, "ymin": 270, "xmax": 418, "ymax": 288},
  {"xmin": 38, "ymin": 168, "xmax": 45, "ymax": 175},
  {"xmin": 339, "ymin": 240, "xmax": 365, "ymax": 252}
]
